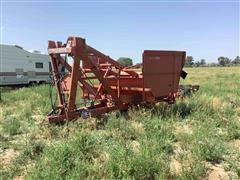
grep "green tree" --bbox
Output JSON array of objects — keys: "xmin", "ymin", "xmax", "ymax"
[
  {"xmin": 185, "ymin": 56, "xmax": 194, "ymax": 67},
  {"xmin": 232, "ymin": 56, "xmax": 240, "ymax": 65},
  {"xmin": 218, "ymin": 56, "xmax": 231, "ymax": 66},
  {"xmin": 194, "ymin": 61, "xmax": 201, "ymax": 67},
  {"xmin": 117, "ymin": 57, "xmax": 133, "ymax": 67},
  {"xmin": 194, "ymin": 59, "xmax": 206, "ymax": 67},
  {"xmin": 200, "ymin": 59, "xmax": 206, "ymax": 66}
]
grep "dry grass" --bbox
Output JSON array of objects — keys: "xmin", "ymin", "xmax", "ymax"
[{"xmin": 0, "ymin": 66, "xmax": 240, "ymax": 179}]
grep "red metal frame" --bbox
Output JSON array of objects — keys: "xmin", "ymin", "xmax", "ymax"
[{"xmin": 47, "ymin": 36, "xmax": 187, "ymax": 123}]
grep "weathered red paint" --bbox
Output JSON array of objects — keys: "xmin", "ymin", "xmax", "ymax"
[{"xmin": 47, "ymin": 36, "xmax": 188, "ymax": 123}]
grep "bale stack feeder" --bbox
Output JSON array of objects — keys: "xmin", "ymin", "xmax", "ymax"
[{"xmin": 47, "ymin": 36, "xmax": 197, "ymax": 123}]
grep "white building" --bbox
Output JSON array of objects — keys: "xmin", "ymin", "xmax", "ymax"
[{"xmin": 0, "ymin": 44, "xmax": 50, "ymax": 86}]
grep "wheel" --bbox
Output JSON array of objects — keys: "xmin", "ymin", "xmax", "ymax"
[{"xmin": 81, "ymin": 109, "xmax": 89, "ymax": 119}]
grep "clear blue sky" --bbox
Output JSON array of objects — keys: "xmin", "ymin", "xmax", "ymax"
[{"xmin": 1, "ymin": 1, "xmax": 239, "ymax": 63}]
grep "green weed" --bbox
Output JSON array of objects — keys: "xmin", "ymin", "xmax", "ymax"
[
  {"xmin": 0, "ymin": 67, "xmax": 239, "ymax": 179},
  {"xmin": 2, "ymin": 117, "xmax": 21, "ymax": 136}
]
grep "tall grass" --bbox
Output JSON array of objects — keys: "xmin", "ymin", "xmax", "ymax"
[{"xmin": 0, "ymin": 67, "xmax": 240, "ymax": 179}]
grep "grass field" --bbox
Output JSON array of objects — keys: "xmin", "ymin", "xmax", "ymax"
[{"xmin": 0, "ymin": 67, "xmax": 240, "ymax": 179}]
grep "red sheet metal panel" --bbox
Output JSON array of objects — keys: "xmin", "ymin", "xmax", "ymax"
[{"xmin": 143, "ymin": 50, "xmax": 186, "ymax": 97}]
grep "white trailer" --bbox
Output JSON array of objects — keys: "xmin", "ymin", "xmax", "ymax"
[{"xmin": 0, "ymin": 44, "xmax": 50, "ymax": 86}]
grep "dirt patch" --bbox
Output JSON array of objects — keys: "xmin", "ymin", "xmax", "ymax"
[
  {"xmin": 170, "ymin": 157, "xmax": 181, "ymax": 176},
  {"xmin": 205, "ymin": 162, "xmax": 238, "ymax": 180},
  {"xmin": 130, "ymin": 140, "xmax": 140, "ymax": 153},
  {"xmin": 207, "ymin": 164, "xmax": 229, "ymax": 180},
  {"xmin": 212, "ymin": 97, "xmax": 223, "ymax": 109},
  {"xmin": 0, "ymin": 149, "xmax": 19, "ymax": 166},
  {"xmin": 172, "ymin": 142, "xmax": 183, "ymax": 156},
  {"xmin": 13, "ymin": 174, "xmax": 25, "ymax": 180},
  {"xmin": 174, "ymin": 123, "xmax": 193, "ymax": 135}
]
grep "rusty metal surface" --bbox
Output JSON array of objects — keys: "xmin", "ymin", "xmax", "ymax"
[
  {"xmin": 47, "ymin": 36, "xmax": 189, "ymax": 123},
  {"xmin": 143, "ymin": 50, "xmax": 186, "ymax": 98}
]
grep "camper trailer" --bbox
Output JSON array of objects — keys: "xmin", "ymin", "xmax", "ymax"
[{"xmin": 0, "ymin": 44, "xmax": 50, "ymax": 86}]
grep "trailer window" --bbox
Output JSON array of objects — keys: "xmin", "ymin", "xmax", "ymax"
[{"xmin": 35, "ymin": 62, "xmax": 43, "ymax": 68}]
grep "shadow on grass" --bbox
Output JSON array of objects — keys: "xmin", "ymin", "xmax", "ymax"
[{"xmin": 148, "ymin": 101, "xmax": 194, "ymax": 119}]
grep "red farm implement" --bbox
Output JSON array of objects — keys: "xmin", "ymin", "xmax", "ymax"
[{"xmin": 47, "ymin": 36, "xmax": 198, "ymax": 123}]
